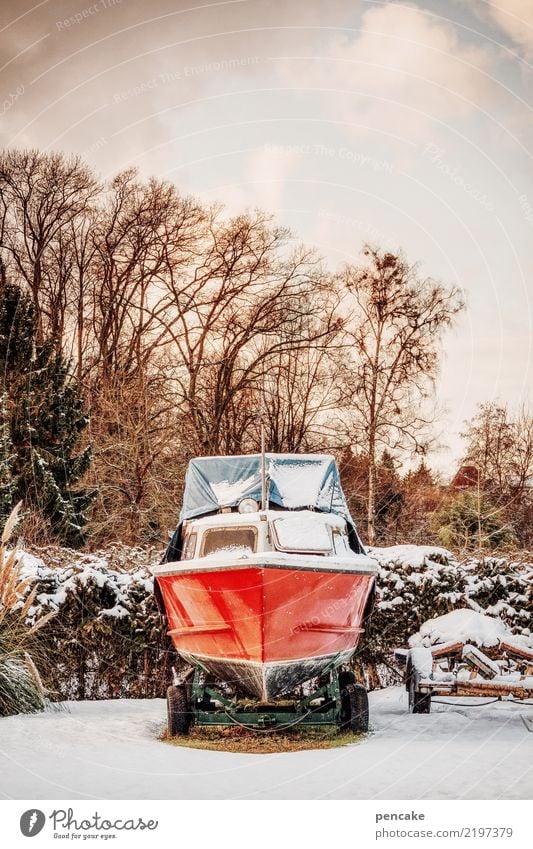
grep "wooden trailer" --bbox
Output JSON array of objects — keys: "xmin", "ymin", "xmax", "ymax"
[{"xmin": 395, "ymin": 638, "xmax": 533, "ymax": 713}]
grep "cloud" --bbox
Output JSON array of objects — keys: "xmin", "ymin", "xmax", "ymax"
[
  {"xmin": 482, "ymin": 0, "xmax": 533, "ymax": 58},
  {"xmin": 246, "ymin": 144, "xmax": 301, "ymax": 213},
  {"xmin": 273, "ymin": 3, "xmax": 497, "ymax": 140},
  {"xmin": 211, "ymin": 143, "xmax": 301, "ymax": 217}
]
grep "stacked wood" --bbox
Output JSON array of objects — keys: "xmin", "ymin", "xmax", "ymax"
[{"xmin": 405, "ymin": 638, "xmax": 533, "ymax": 703}]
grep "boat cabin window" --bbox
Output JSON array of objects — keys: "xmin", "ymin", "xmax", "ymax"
[
  {"xmin": 182, "ymin": 530, "xmax": 197, "ymax": 560},
  {"xmin": 272, "ymin": 516, "xmax": 332, "ymax": 554},
  {"xmin": 331, "ymin": 527, "xmax": 350, "ymax": 555},
  {"xmin": 201, "ymin": 526, "xmax": 257, "ymax": 556}
]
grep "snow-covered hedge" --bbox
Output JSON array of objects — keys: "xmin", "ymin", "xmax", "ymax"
[
  {"xmin": 19, "ymin": 547, "xmax": 178, "ymax": 700},
  {"xmin": 355, "ymin": 545, "xmax": 531, "ymax": 687},
  {"xmin": 16, "ymin": 544, "xmax": 532, "ymax": 698}
]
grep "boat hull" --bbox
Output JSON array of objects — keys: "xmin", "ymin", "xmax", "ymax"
[{"xmin": 157, "ymin": 563, "xmax": 375, "ymax": 699}]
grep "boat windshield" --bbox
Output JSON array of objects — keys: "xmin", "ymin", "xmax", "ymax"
[
  {"xmin": 182, "ymin": 530, "xmax": 197, "ymax": 560},
  {"xmin": 201, "ymin": 526, "xmax": 257, "ymax": 557},
  {"xmin": 272, "ymin": 515, "xmax": 332, "ymax": 554}
]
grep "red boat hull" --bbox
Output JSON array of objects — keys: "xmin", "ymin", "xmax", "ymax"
[{"xmin": 157, "ymin": 564, "xmax": 374, "ymax": 699}]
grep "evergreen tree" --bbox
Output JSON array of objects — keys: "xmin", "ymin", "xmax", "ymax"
[
  {"xmin": 0, "ymin": 280, "xmax": 93, "ymax": 546},
  {"xmin": 434, "ymin": 492, "xmax": 516, "ymax": 552}
]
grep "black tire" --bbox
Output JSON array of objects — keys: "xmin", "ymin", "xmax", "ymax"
[
  {"xmin": 167, "ymin": 684, "xmax": 191, "ymax": 736},
  {"xmin": 340, "ymin": 682, "xmax": 369, "ymax": 732},
  {"xmin": 338, "ymin": 669, "xmax": 357, "ymax": 689},
  {"xmin": 406, "ymin": 659, "xmax": 431, "ymax": 714}
]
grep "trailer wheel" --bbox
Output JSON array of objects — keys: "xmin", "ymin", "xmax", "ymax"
[
  {"xmin": 167, "ymin": 684, "xmax": 191, "ymax": 736},
  {"xmin": 338, "ymin": 669, "xmax": 357, "ymax": 689},
  {"xmin": 409, "ymin": 685, "xmax": 431, "ymax": 714},
  {"xmin": 340, "ymin": 682, "xmax": 369, "ymax": 732},
  {"xmin": 406, "ymin": 659, "xmax": 431, "ymax": 714}
]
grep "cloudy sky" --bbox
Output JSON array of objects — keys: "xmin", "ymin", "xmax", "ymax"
[{"xmin": 1, "ymin": 0, "xmax": 532, "ymax": 470}]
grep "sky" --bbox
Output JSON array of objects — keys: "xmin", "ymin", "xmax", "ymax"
[{"xmin": 1, "ymin": 0, "xmax": 532, "ymax": 472}]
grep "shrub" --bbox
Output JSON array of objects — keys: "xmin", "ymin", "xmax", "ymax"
[
  {"xmin": 433, "ymin": 492, "xmax": 517, "ymax": 551},
  {"xmin": 20, "ymin": 546, "xmax": 177, "ymax": 700},
  {"xmin": 354, "ymin": 545, "xmax": 531, "ymax": 687},
  {"xmin": 0, "ymin": 505, "xmax": 51, "ymax": 716},
  {"xmin": 14, "ymin": 543, "xmax": 532, "ymax": 699}
]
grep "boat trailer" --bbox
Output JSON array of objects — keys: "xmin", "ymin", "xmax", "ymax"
[
  {"xmin": 396, "ymin": 639, "xmax": 533, "ymax": 714},
  {"xmin": 166, "ymin": 664, "xmax": 369, "ymax": 735}
]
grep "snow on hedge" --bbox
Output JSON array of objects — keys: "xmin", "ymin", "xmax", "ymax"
[
  {"xmin": 18, "ymin": 548, "xmax": 156, "ymax": 623},
  {"xmin": 355, "ymin": 545, "xmax": 531, "ymax": 686},
  {"xmin": 14, "ymin": 546, "xmax": 174, "ymax": 700},
  {"xmin": 368, "ymin": 545, "xmax": 451, "ymax": 569},
  {"xmin": 369, "ymin": 545, "xmax": 531, "ymax": 633},
  {"xmin": 11, "ymin": 542, "xmax": 533, "ymax": 696}
]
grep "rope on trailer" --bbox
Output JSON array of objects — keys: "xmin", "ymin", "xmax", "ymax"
[
  {"xmin": 223, "ymin": 707, "xmax": 313, "ymax": 732},
  {"xmin": 431, "ymin": 698, "xmax": 501, "ymax": 707},
  {"xmin": 431, "ymin": 698, "xmax": 533, "ymax": 707}
]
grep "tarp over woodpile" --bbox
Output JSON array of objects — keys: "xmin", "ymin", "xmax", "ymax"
[{"xmin": 179, "ymin": 453, "xmax": 352, "ymax": 522}]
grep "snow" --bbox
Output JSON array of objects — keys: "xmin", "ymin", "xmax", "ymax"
[
  {"xmin": 273, "ymin": 515, "xmax": 332, "ymax": 551},
  {"xmin": 0, "ymin": 688, "xmax": 531, "ymax": 800},
  {"xmin": 15, "ymin": 549, "xmax": 158, "ymax": 625},
  {"xmin": 186, "ymin": 508, "xmax": 347, "ymax": 529},
  {"xmin": 182, "ymin": 454, "xmax": 351, "ymax": 521},
  {"xmin": 409, "ymin": 646, "xmax": 433, "ymax": 678},
  {"xmin": 154, "ymin": 550, "xmax": 379, "ymax": 575},
  {"xmin": 409, "ymin": 609, "xmax": 514, "ymax": 650},
  {"xmin": 210, "ymin": 475, "xmax": 258, "ymax": 506},
  {"xmin": 462, "ymin": 645, "xmax": 501, "ymax": 677},
  {"xmin": 369, "ymin": 545, "xmax": 452, "ymax": 568},
  {"xmin": 203, "ymin": 545, "xmax": 255, "ymax": 560},
  {"xmin": 269, "ymin": 459, "xmax": 328, "ymax": 509}
]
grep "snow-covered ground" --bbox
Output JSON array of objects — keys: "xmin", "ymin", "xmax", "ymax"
[{"xmin": 0, "ymin": 688, "xmax": 530, "ymax": 800}]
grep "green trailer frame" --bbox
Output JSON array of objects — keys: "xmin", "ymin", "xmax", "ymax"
[{"xmin": 167, "ymin": 665, "xmax": 369, "ymax": 734}]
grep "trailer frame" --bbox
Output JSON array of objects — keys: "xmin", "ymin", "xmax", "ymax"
[{"xmin": 167, "ymin": 664, "xmax": 370, "ymax": 734}]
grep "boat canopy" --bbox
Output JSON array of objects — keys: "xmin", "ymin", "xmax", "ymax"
[
  {"xmin": 161, "ymin": 454, "xmax": 366, "ymax": 563},
  {"xmin": 180, "ymin": 453, "xmax": 352, "ymax": 522}
]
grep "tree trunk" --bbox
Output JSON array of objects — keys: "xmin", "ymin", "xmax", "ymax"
[{"xmin": 367, "ymin": 435, "xmax": 377, "ymax": 546}]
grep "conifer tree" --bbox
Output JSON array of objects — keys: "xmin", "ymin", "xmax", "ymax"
[{"xmin": 0, "ymin": 278, "xmax": 93, "ymax": 546}]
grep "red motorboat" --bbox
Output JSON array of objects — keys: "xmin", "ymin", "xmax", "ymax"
[{"xmin": 153, "ymin": 453, "xmax": 378, "ymax": 733}]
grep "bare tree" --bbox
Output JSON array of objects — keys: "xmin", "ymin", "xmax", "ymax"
[
  {"xmin": 462, "ymin": 403, "xmax": 533, "ymax": 497},
  {"xmin": 339, "ymin": 246, "xmax": 464, "ymax": 545},
  {"xmin": 82, "ymin": 170, "xmax": 207, "ymax": 539},
  {"xmin": 0, "ymin": 149, "xmax": 99, "ymax": 344},
  {"xmin": 1, "ymin": 149, "xmax": 473, "ymax": 549},
  {"xmin": 460, "ymin": 403, "xmax": 533, "ymax": 548},
  {"xmin": 157, "ymin": 210, "xmax": 342, "ymax": 455},
  {"xmin": 257, "ymin": 345, "xmax": 343, "ymax": 452},
  {"xmin": 87, "ymin": 169, "xmax": 205, "ymax": 381}
]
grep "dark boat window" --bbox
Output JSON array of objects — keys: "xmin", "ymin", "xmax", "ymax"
[
  {"xmin": 182, "ymin": 531, "xmax": 197, "ymax": 560},
  {"xmin": 201, "ymin": 526, "xmax": 257, "ymax": 556}
]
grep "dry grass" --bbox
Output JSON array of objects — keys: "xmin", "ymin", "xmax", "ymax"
[
  {"xmin": 0, "ymin": 503, "xmax": 53, "ymax": 715},
  {"xmin": 162, "ymin": 725, "xmax": 363, "ymax": 754},
  {"xmin": 0, "ymin": 502, "xmax": 55, "ymax": 634}
]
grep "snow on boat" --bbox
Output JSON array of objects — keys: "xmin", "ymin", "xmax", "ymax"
[{"xmin": 153, "ymin": 453, "xmax": 378, "ymax": 701}]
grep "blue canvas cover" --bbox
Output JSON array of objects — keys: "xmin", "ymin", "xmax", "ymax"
[
  {"xmin": 180, "ymin": 453, "xmax": 353, "ymax": 523},
  {"xmin": 161, "ymin": 453, "xmax": 366, "ymax": 562}
]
